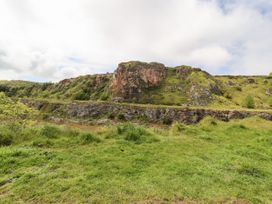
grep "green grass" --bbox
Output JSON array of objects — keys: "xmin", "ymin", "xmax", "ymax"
[
  {"xmin": 0, "ymin": 92, "xmax": 36, "ymax": 121},
  {"xmin": 0, "ymin": 117, "xmax": 272, "ymax": 203}
]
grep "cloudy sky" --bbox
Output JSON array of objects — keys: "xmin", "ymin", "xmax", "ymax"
[{"xmin": 0, "ymin": 0, "xmax": 272, "ymax": 82}]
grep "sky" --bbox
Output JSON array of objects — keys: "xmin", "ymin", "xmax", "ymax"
[{"xmin": 0, "ymin": 0, "xmax": 272, "ymax": 82}]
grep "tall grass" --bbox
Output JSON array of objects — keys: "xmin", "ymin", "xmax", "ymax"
[{"xmin": 1, "ymin": 118, "xmax": 272, "ymax": 203}]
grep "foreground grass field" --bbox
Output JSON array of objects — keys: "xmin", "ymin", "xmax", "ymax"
[{"xmin": 0, "ymin": 117, "xmax": 272, "ymax": 203}]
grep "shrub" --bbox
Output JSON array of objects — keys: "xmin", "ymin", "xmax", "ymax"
[
  {"xmin": 0, "ymin": 133, "xmax": 13, "ymax": 146},
  {"xmin": 32, "ymin": 139, "xmax": 53, "ymax": 148},
  {"xmin": 117, "ymin": 114, "xmax": 126, "ymax": 121},
  {"xmin": 108, "ymin": 113, "xmax": 115, "ymax": 120},
  {"xmin": 163, "ymin": 117, "xmax": 173, "ymax": 125},
  {"xmin": 115, "ymin": 123, "xmax": 159, "ymax": 144},
  {"xmin": 223, "ymin": 91, "xmax": 232, "ymax": 99},
  {"xmin": 235, "ymin": 86, "xmax": 242, "ymax": 91},
  {"xmin": 73, "ymin": 91, "xmax": 90, "ymax": 100},
  {"xmin": 80, "ymin": 133, "xmax": 101, "ymax": 144},
  {"xmin": 244, "ymin": 95, "xmax": 255, "ymax": 109},
  {"xmin": 100, "ymin": 92, "xmax": 109, "ymax": 101},
  {"xmin": 40, "ymin": 125, "xmax": 60, "ymax": 138}
]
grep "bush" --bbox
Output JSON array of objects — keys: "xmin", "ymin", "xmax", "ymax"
[
  {"xmin": 73, "ymin": 91, "xmax": 90, "ymax": 100},
  {"xmin": 117, "ymin": 114, "xmax": 126, "ymax": 121},
  {"xmin": 163, "ymin": 117, "xmax": 173, "ymax": 125},
  {"xmin": 115, "ymin": 123, "xmax": 159, "ymax": 144},
  {"xmin": 80, "ymin": 133, "xmax": 101, "ymax": 144},
  {"xmin": 32, "ymin": 139, "xmax": 53, "ymax": 148},
  {"xmin": 40, "ymin": 125, "xmax": 60, "ymax": 138},
  {"xmin": 100, "ymin": 92, "xmax": 109, "ymax": 101},
  {"xmin": 223, "ymin": 91, "xmax": 232, "ymax": 99},
  {"xmin": 0, "ymin": 133, "xmax": 13, "ymax": 146},
  {"xmin": 244, "ymin": 95, "xmax": 255, "ymax": 109}
]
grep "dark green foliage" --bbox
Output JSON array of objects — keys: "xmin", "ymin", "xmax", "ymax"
[
  {"xmin": 80, "ymin": 133, "xmax": 101, "ymax": 144},
  {"xmin": 117, "ymin": 113, "xmax": 126, "ymax": 121},
  {"xmin": 163, "ymin": 117, "xmax": 172, "ymax": 125},
  {"xmin": 0, "ymin": 133, "xmax": 13, "ymax": 146},
  {"xmin": 40, "ymin": 125, "xmax": 60, "ymax": 138},
  {"xmin": 32, "ymin": 139, "xmax": 53, "ymax": 148},
  {"xmin": 115, "ymin": 123, "xmax": 159, "ymax": 143},
  {"xmin": 244, "ymin": 95, "xmax": 255, "ymax": 109},
  {"xmin": 73, "ymin": 91, "xmax": 90, "ymax": 100},
  {"xmin": 100, "ymin": 92, "xmax": 109, "ymax": 101},
  {"xmin": 237, "ymin": 165, "xmax": 265, "ymax": 178},
  {"xmin": 107, "ymin": 113, "xmax": 115, "ymax": 119}
]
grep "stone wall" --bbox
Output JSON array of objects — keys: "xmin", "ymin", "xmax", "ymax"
[{"xmin": 22, "ymin": 99, "xmax": 272, "ymax": 124}]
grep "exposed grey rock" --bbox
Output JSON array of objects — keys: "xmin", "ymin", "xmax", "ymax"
[{"xmin": 22, "ymin": 99, "xmax": 272, "ymax": 125}]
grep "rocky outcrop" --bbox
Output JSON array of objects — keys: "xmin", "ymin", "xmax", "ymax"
[
  {"xmin": 22, "ymin": 99, "xmax": 272, "ymax": 125},
  {"xmin": 110, "ymin": 61, "xmax": 166, "ymax": 102}
]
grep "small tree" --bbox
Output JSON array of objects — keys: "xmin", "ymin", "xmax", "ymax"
[{"xmin": 244, "ymin": 95, "xmax": 255, "ymax": 109}]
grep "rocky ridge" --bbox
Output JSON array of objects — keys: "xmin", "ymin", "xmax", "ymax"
[
  {"xmin": 22, "ymin": 99, "xmax": 272, "ymax": 125},
  {"xmin": 1, "ymin": 61, "xmax": 272, "ymax": 109}
]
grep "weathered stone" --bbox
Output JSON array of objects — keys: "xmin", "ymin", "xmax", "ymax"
[
  {"xmin": 244, "ymin": 78, "xmax": 255, "ymax": 84},
  {"xmin": 22, "ymin": 99, "xmax": 272, "ymax": 125},
  {"xmin": 226, "ymin": 81, "xmax": 235, "ymax": 86},
  {"xmin": 265, "ymin": 88, "xmax": 271, "ymax": 96},
  {"xmin": 110, "ymin": 61, "xmax": 166, "ymax": 101}
]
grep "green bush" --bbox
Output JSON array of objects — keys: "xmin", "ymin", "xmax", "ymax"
[
  {"xmin": 117, "ymin": 114, "xmax": 126, "ymax": 121},
  {"xmin": 0, "ymin": 133, "xmax": 13, "ymax": 146},
  {"xmin": 32, "ymin": 139, "xmax": 53, "ymax": 148},
  {"xmin": 40, "ymin": 125, "xmax": 60, "ymax": 138},
  {"xmin": 80, "ymin": 133, "xmax": 101, "ymax": 144},
  {"xmin": 73, "ymin": 91, "xmax": 90, "ymax": 100},
  {"xmin": 244, "ymin": 95, "xmax": 255, "ymax": 109},
  {"xmin": 163, "ymin": 117, "xmax": 173, "ymax": 125},
  {"xmin": 115, "ymin": 123, "xmax": 159, "ymax": 144},
  {"xmin": 100, "ymin": 92, "xmax": 109, "ymax": 101}
]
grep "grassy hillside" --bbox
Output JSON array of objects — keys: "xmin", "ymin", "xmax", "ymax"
[
  {"xmin": 214, "ymin": 76, "xmax": 272, "ymax": 109},
  {"xmin": 0, "ymin": 74, "xmax": 111, "ymax": 101},
  {"xmin": 0, "ymin": 64, "xmax": 271, "ymax": 109},
  {"xmin": 0, "ymin": 92, "xmax": 35, "ymax": 121},
  {"xmin": 1, "ymin": 117, "xmax": 272, "ymax": 203},
  {"xmin": 1, "ymin": 86, "xmax": 272, "ymax": 203}
]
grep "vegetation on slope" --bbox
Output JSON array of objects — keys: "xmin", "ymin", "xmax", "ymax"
[
  {"xmin": 0, "ymin": 62, "xmax": 271, "ymax": 109},
  {"xmin": 1, "ymin": 117, "xmax": 272, "ymax": 203},
  {"xmin": 0, "ymin": 92, "xmax": 35, "ymax": 121}
]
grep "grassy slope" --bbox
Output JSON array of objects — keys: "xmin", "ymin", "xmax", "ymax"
[
  {"xmin": 214, "ymin": 76, "xmax": 272, "ymax": 109},
  {"xmin": 0, "ymin": 68, "xmax": 271, "ymax": 109},
  {"xmin": 1, "ymin": 118, "xmax": 272, "ymax": 203},
  {"xmin": 0, "ymin": 92, "xmax": 35, "ymax": 121}
]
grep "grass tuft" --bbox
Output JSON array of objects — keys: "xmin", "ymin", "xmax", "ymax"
[{"xmin": 80, "ymin": 133, "xmax": 101, "ymax": 144}]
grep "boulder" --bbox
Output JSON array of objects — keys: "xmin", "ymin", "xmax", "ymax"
[{"xmin": 110, "ymin": 61, "xmax": 166, "ymax": 101}]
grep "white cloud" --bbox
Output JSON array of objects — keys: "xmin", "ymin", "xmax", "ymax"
[{"xmin": 0, "ymin": 0, "xmax": 271, "ymax": 81}]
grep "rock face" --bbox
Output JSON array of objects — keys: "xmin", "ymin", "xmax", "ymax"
[
  {"xmin": 22, "ymin": 99, "xmax": 272, "ymax": 125},
  {"xmin": 110, "ymin": 61, "xmax": 167, "ymax": 102}
]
